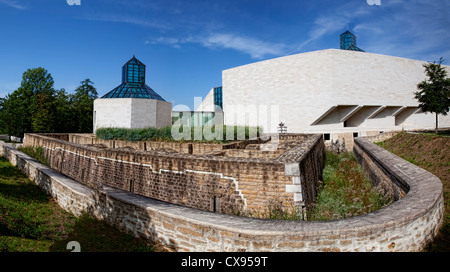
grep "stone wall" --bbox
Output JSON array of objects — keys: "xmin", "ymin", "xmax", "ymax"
[
  {"xmin": 363, "ymin": 131, "xmax": 399, "ymax": 144},
  {"xmin": 69, "ymin": 133, "xmax": 226, "ymax": 155},
  {"xmin": 354, "ymin": 137, "xmax": 409, "ymax": 203},
  {"xmin": 1, "ymin": 142, "xmax": 96, "ymax": 217},
  {"xmin": 0, "ymin": 137, "xmax": 444, "ymax": 252},
  {"xmin": 22, "ymin": 133, "xmax": 325, "ymax": 216}
]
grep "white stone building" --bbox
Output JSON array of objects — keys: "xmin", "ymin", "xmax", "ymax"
[
  {"xmin": 198, "ymin": 34, "xmax": 450, "ymax": 142},
  {"xmin": 93, "ymin": 56, "xmax": 172, "ymax": 132}
]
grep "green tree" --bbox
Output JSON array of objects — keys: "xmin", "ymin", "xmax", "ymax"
[
  {"xmin": 53, "ymin": 88, "xmax": 76, "ymax": 133},
  {"xmin": 32, "ymin": 92, "xmax": 55, "ymax": 132},
  {"xmin": 72, "ymin": 79, "xmax": 98, "ymax": 133},
  {"xmin": 415, "ymin": 57, "xmax": 450, "ymax": 133},
  {"xmin": 0, "ymin": 97, "xmax": 7, "ymax": 134},
  {"xmin": 22, "ymin": 68, "xmax": 56, "ymax": 133},
  {"xmin": 0, "ymin": 89, "xmax": 31, "ymax": 137},
  {"xmin": 0, "ymin": 70, "xmax": 98, "ymax": 136},
  {"xmin": 0, "ymin": 68, "xmax": 56, "ymax": 136}
]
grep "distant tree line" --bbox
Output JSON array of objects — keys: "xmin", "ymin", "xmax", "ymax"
[{"xmin": 0, "ymin": 67, "xmax": 98, "ymax": 137}]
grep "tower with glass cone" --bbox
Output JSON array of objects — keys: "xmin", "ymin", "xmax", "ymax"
[{"xmin": 93, "ymin": 55, "xmax": 172, "ymax": 132}]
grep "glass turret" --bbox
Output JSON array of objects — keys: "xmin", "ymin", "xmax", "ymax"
[
  {"xmin": 122, "ymin": 55, "xmax": 146, "ymax": 85},
  {"xmin": 101, "ymin": 55, "xmax": 165, "ymax": 101},
  {"xmin": 340, "ymin": 30, "xmax": 364, "ymax": 52}
]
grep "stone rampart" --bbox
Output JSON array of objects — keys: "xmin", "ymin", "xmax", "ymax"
[
  {"xmin": 22, "ymin": 133, "xmax": 324, "ymax": 216},
  {"xmin": 0, "ymin": 135, "xmax": 443, "ymax": 252}
]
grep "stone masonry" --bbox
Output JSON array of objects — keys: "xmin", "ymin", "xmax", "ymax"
[
  {"xmin": 0, "ymin": 136, "xmax": 444, "ymax": 252},
  {"xmin": 22, "ymin": 133, "xmax": 325, "ymax": 217}
]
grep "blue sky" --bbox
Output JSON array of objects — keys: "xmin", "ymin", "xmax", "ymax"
[{"xmin": 0, "ymin": 0, "xmax": 449, "ymax": 109}]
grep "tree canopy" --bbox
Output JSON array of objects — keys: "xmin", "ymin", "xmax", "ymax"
[
  {"xmin": 415, "ymin": 57, "xmax": 450, "ymax": 132},
  {"xmin": 72, "ymin": 79, "xmax": 98, "ymax": 133},
  {"xmin": 0, "ymin": 68, "xmax": 97, "ymax": 137}
]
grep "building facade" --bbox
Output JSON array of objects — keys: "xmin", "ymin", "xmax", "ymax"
[
  {"xmin": 93, "ymin": 56, "xmax": 172, "ymax": 132},
  {"xmin": 198, "ymin": 35, "xmax": 450, "ymax": 143}
]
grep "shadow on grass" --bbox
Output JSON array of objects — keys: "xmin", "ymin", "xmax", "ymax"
[
  {"xmin": 0, "ymin": 181, "xmax": 50, "ymax": 204},
  {"xmin": 2, "ymin": 211, "xmax": 158, "ymax": 252},
  {"xmin": 49, "ymin": 214, "xmax": 157, "ymax": 252},
  {"xmin": 0, "ymin": 157, "xmax": 27, "ymax": 178},
  {"xmin": 1, "ymin": 155, "xmax": 160, "ymax": 252}
]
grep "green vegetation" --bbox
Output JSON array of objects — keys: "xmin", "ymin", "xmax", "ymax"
[
  {"xmin": 255, "ymin": 150, "xmax": 388, "ymax": 222},
  {"xmin": 96, "ymin": 126, "xmax": 173, "ymax": 142},
  {"xmin": 18, "ymin": 146, "xmax": 49, "ymax": 166},
  {"xmin": 248, "ymin": 198, "xmax": 303, "ymax": 221},
  {"xmin": 309, "ymin": 150, "xmax": 387, "ymax": 221},
  {"xmin": 95, "ymin": 125, "xmax": 262, "ymax": 143},
  {"xmin": 0, "ymin": 156, "xmax": 161, "ymax": 252},
  {"xmin": 376, "ymin": 131, "xmax": 449, "ymax": 252},
  {"xmin": 0, "ymin": 68, "xmax": 97, "ymax": 137},
  {"xmin": 414, "ymin": 57, "xmax": 450, "ymax": 133}
]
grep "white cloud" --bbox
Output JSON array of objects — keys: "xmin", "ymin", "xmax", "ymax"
[
  {"xmin": 356, "ymin": 0, "xmax": 450, "ymax": 61},
  {"xmin": 78, "ymin": 14, "xmax": 172, "ymax": 30},
  {"xmin": 290, "ymin": 2, "xmax": 373, "ymax": 53},
  {"xmin": 147, "ymin": 33, "xmax": 288, "ymax": 59},
  {"xmin": 199, "ymin": 33, "xmax": 287, "ymax": 59},
  {"xmin": 289, "ymin": 0, "xmax": 449, "ymax": 62},
  {"xmin": 353, "ymin": 24, "xmax": 383, "ymax": 35},
  {"xmin": 83, "ymin": 0, "xmax": 450, "ymax": 62},
  {"xmin": 145, "ymin": 37, "xmax": 183, "ymax": 48},
  {"xmin": 294, "ymin": 15, "xmax": 347, "ymax": 52},
  {"xmin": 0, "ymin": 0, "xmax": 27, "ymax": 10}
]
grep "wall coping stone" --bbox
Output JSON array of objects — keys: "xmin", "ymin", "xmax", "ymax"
[{"xmin": 25, "ymin": 133, "xmax": 294, "ymax": 165}]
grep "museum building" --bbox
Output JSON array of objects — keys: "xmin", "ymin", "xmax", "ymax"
[
  {"xmin": 197, "ymin": 30, "xmax": 450, "ymax": 141},
  {"xmin": 94, "ymin": 30, "xmax": 450, "ymax": 143}
]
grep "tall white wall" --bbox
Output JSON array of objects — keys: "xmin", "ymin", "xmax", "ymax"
[
  {"xmin": 155, "ymin": 100, "xmax": 173, "ymax": 128},
  {"xmin": 94, "ymin": 98, "xmax": 132, "ymax": 131},
  {"xmin": 221, "ymin": 49, "xmax": 450, "ymax": 133},
  {"xmin": 196, "ymin": 88, "xmax": 215, "ymax": 112},
  {"xmin": 93, "ymin": 98, "xmax": 172, "ymax": 132}
]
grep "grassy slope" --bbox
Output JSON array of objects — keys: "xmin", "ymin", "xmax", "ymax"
[
  {"xmin": 0, "ymin": 156, "xmax": 165, "ymax": 252},
  {"xmin": 376, "ymin": 132, "xmax": 449, "ymax": 252}
]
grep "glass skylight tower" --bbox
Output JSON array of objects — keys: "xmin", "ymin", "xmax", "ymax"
[
  {"xmin": 340, "ymin": 30, "xmax": 364, "ymax": 52},
  {"xmin": 101, "ymin": 55, "xmax": 165, "ymax": 101}
]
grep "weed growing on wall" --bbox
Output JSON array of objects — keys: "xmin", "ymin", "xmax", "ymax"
[
  {"xmin": 309, "ymin": 150, "xmax": 388, "ymax": 221},
  {"xmin": 243, "ymin": 196, "xmax": 305, "ymax": 221},
  {"xmin": 18, "ymin": 146, "xmax": 49, "ymax": 166}
]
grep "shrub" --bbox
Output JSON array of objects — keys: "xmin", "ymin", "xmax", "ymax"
[{"xmin": 95, "ymin": 125, "xmax": 262, "ymax": 143}]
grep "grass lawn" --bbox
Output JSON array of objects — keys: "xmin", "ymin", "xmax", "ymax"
[
  {"xmin": 376, "ymin": 131, "xmax": 450, "ymax": 252},
  {"xmin": 0, "ymin": 156, "xmax": 165, "ymax": 252}
]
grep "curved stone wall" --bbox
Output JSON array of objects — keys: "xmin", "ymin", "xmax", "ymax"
[
  {"xmin": 0, "ymin": 137, "xmax": 443, "ymax": 252},
  {"xmin": 22, "ymin": 133, "xmax": 325, "ymax": 217}
]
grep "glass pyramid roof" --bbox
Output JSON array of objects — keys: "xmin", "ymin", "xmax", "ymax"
[
  {"xmin": 340, "ymin": 30, "xmax": 365, "ymax": 52},
  {"xmin": 101, "ymin": 55, "xmax": 166, "ymax": 101}
]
